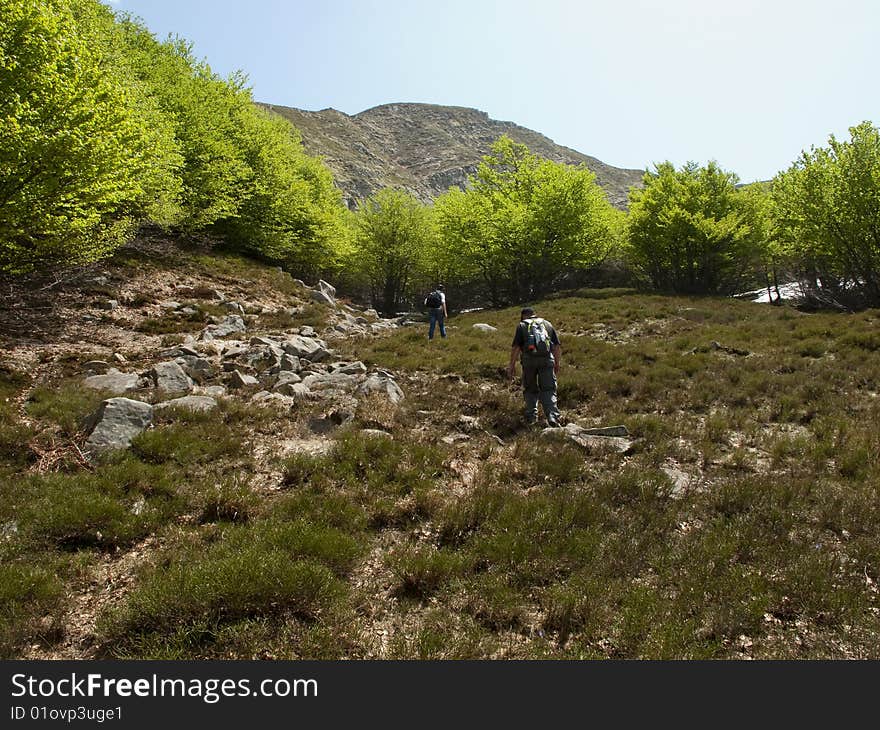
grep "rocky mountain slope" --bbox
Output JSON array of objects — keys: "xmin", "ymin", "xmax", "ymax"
[{"xmin": 261, "ymin": 102, "xmax": 645, "ymax": 209}]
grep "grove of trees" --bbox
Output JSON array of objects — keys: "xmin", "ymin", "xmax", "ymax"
[{"xmin": 2, "ymin": 0, "xmax": 879, "ymax": 312}]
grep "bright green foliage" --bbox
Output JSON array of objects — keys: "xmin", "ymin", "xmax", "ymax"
[
  {"xmin": 434, "ymin": 136, "xmax": 618, "ymax": 305},
  {"xmin": 627, "ymin": 161, "xmax": 768, "ymax": 295},
  {"xmin": 215, "ymin": 106, "xmax": 349, "ymax": 278},
  {"xmin": 0, "ymin": 0, "xmax": 179, "ymax": 274},
  {"xmin": 772, "ymin": 121, "xmax": 880, "ymax": 307},
  {"xmin": 352, "ymin": 188, "xmax": 434, "ymax": 314}
]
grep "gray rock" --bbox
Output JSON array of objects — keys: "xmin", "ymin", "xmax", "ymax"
[
  {"xmin": 96, "ymin": 299, "xmax": 118, "ymax": 311},
  {"xmin": 84, "ymin": 397, "xmax": 153, "ymax": 453},
  {"xmin": 199, "ymin": 315, "xmax": 246, "ymax": 341},
  {"xmin": 148, "ymin": 361, "xmax": 193, "ymax": 394},
  {"xmin": 458, "ymin": 415, "xmax": 481, "ymax": 431},
  {"xmin": 364, "ymin": 309, "xmax": 379, "ymax": 319},
  {"xmin": 82, "ymin": 360, "xmax": 111, "ymax": 374},
  {"xmin": 361, "ymin": 429, "xmax": 392, "ymax": 439},
  {"xmin": 249, "ymin": 336, "xmax": 278, "ymax": 347},
  {"xmin": 331, "ymin": 361, "xmax": 367, "ymax": 375},
  {"xmin": 581, "ymin": 425, "xmax": 630, "ymax": 437},
  {"xmin": 279, "ymin": 354, "xmax": 302, "ymax": 372},
  {"xmin": 83, "ymin": 368, "xmax": 139, "ymax": 394},
  {"xmin": 282, "ymin": 335, "xmax": 330, "ymax": 361},
  {"xmin": 274, "ymin": 371, "xmax": 303, "ymax": 387},
  {"xmin": 158, "ymin": 300, "xmax": 181, "ymax": 310},
  {"xmin": 221, "ymin": 342, "xmax": 249, "ymax": 359},
  {"xmin": 228, "ymin": 370, "xmax": 259, "ymax": 389},
  {"xmin": 542, "ymin": 423, "xmax": 634, "ymax": 453},
  {"xmin": 275, "ymin": 382, "xmax": 312, "ymax": 400},
  {"xmin": 300, "ymin": 326, "xmax": 316, "ymax": 337},
  {"xmin": 221, "ymin": 301, "xmax": 246, "ymax": 316},
  {"xmin": 175, "ymin": 356, "xmax": 216, "ymax": 384},
  {"xmin": 441, "ymin": 433, "xmax": 471, "ymax": 444},
  {"xmin": 195, "ymin": 385, "xmax": 227, "ymax": 398},
  {"xmin": 310, "ymin": 289, "xmax": 336, "ymax": 306},
  {"xmin": 357, "ymin": 374, "xmax": 404, "ymax": 404},
  {"xmin": 113, "ymin": 352, "xmax": 127, "ymax": 364},
  {"xmin": 472, "ymin": 323, "xmax": 498, "ymax": 333},
  {"xmin": 318, "ymin": 279, "xmax": 337, "ymax": 299},
  {"xmin": 154, "ymin": 395, "xmax": 218, "ymax": 413},
  {"xmin": 301, "ymin": 372, "xmax": 361, "ymax": 392}
]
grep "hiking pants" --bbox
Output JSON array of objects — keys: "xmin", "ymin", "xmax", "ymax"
[
  {"xmin": 428, "ymin": 308, "xmax": 446, "ymax": 339},
  {"xmin": 521, "ymin": 356, "xmax": 560, "ymax": 422}
]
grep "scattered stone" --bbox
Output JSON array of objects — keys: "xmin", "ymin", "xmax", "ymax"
[
  {"xmin": 279, "ymin": 354, "xmax": 302, "ymax": 372},
  {"xmin": 96, "ymin": 299, "xmax": 118, "ymax": 311},
  {"xmin": 83, "ymin": 369, "xmax": 139, "ymax": 394},
  {"xmin": 228, "ymin": 370, "xmax": 259, "ymax": 389},
  {"xmin": 472, "ymin": 323, "xmax": 498, "ymax": 333},
  {"xmin": 364, "ymin": 309, "xmax": 379, "ymax": 319},
  {"xmin": 357, "ymin": 373, "xmax": 404, "ymax": 404},
  {"xmin": 179, "ymin": 306, "xmax": 198, "ymax": 316},
  {"xmin": 301, "ymin": 372, "xmax": 361, "ymax": 392},
  {"xmin": 147, "ymin": 361, "xmax": 193, "ymax": 394},
  {"xmin": 274, "ymin": 371, "xmax": 303, "ymax": 387},
  {"xmin": 441, "ymin": 433, "xmax": 471, "ymax": 445},
  {"xmin": 174, "ymin": 285, "xmax": 196, "ymax": 296},
  {"xmin": 250, "ymin": 336, "xmax": 277, "ymax": 347},
  {"xmin": 84, "ymin": 397, "xmax": 153, "ymax": 453},
  {"xmin": 154, "ymin": 395, "xmax": 218, "ymax": 413},
  {"xmin": 300, "ymin": 326, "xmax": 316, "ymax": 338},
  {"xmin": 158, "ymin": 300, "xmax": 181, "ymax": 310},
  {"xmin": 251, "ymin": 391, "xmax": 295, "ymax": 408},
  {"xmin": 113, "ymin": 352, "xmax": 127, "ymax": 364}
]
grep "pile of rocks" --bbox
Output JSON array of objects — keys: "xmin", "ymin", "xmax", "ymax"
[{"xmin": 80, "ymin": 287, "xmax": 407, "ymax": 455}]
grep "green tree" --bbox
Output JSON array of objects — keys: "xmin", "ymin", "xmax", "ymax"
[
  {"xmin": 772, "ymin": 121, "xmax": 880, "ymax": 307},
  {"xmin": 353, "ymin": 188, "xmax": 434, "ymax": 314},
  {"xmin": 626, "ymin": 161, "xmax": 767, "ymax": 295},
  {"xmin": 0, "ymin": 0, "xmax": 179, "ymax": 274},
  {"xmin": 434, "ymin": 136, "xmax": 617, "ymax": 304}
]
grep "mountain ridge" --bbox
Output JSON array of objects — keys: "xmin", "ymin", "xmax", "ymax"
[{"xmin": 259, "ymin": 101, "xmax": 645, "ymax": 210}]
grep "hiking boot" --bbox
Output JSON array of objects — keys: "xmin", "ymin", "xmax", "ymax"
[{"xmin": 546, "ymin": 417, "xmax": 561, "ymax": 428}]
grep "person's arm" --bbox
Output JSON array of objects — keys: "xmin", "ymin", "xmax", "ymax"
[
  {"xmin": 507, "ymin": 345, "xmax": 521, "ymax": 379},
  {"xmin": 552, "ymin": 344, "xmax": 561, "ymax": 375},
  {"xmin": 442, "ymin": 297, "xmax": 448, "ymax": 318}
]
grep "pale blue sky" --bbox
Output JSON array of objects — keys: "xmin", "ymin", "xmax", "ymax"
[{"xmin": 102, "ymin": 0, "xmax": 879, "ymax": 183}]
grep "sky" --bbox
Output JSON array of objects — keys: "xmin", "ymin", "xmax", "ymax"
[{"xmin": 102, "ymin": 0, "xmax": 880, "ymax": 183}]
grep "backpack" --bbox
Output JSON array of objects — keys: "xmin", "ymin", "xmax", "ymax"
[
  {"xmin": 425, "ymin": 290, "xmax": 443, "ymax": 308},
  {"xmin": 524, "ymin": 318, "xmax": 552, "ymax": 356}
]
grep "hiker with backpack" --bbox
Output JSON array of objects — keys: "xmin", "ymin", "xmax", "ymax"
[
  {"xmin": 424, "ymin": 284, "xmax": 448, "ymax": 339},
  {"xmin": 507, "ymin": 307, "xmax": 562, "ymax": 427}
]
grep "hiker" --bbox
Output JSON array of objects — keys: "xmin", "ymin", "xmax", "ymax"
[
  {"xmin": 424, "ymin": 284, "xmax": 448, "ymax": 339},
  {"xmin": 507, "ymin": 307, "xmax": 562, "ymax": 427}
]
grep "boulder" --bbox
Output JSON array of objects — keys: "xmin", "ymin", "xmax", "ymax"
[
  {"xmin": 301, "ymin": 372, "xmax": 361, "ymax": 392},
  {"xmin": 82, "ymin": 360, "xmax": 111, "ymax": 374},
  {"xmin": 199, "ymin": 315, "xmax": 246, "ymax": 341},
  {"xmin": 83, "ymin": 368, "xmax": 139, "ymax": 394},
  {"xmin": 318, "ymin": 279, "xmax": 337, "ymax": 299},
  {"xmin": 274, "ymin": 382, "xmax": 312, "ymax": 400},
  {"xmin": 84, "ymin": 398, "xmax": 153, "ymax": 453},
  {"xmin": 330, "ymin": 361, "xmax": 367, "ymax": 375},
  {"xmin": 541, "ymin": 423, "xmax": 633, "ymax": 453},
  {"xmin": 147, "ymin": 361, "xmax": 193, "ymax": 394},
  {"xmin": 357, "ymin": 374, "xmax": 404, "ymax": 404},
  {"xmin": 310, "ymin": 289, "xmax": 336, "ymax": 306},
  {"xmin": 581, "ymin": 425, "xmax": 630, "ymax": 437},
  {"xmin": 154, "ymin": 395, "xmax": 218, "ymax": 413},
  {"xmin": 175, "ymin": 356, "xmax": 216, "ymax": 384},
  {"xmin": 279, "ymin": 354, "xmax": 302, "ymax": 372},
  {"xmin": 472, "ymin": 323, "xmax": 498, "ymax": 333},
  {"xmin": 228, "ymin": 370, "xmax": 259, "ymax": 389},
  {"xmin": 195, "ymin": 385, "xmax": 227, "ymax": 398},
  {"xmin": 282, "ymin": 335, "xmax": 330, "ymax": 362}
]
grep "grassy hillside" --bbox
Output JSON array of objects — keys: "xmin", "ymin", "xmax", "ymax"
[{"xmin": 2, "ymin": 245, "xmax": 879, "ymax": 659}]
